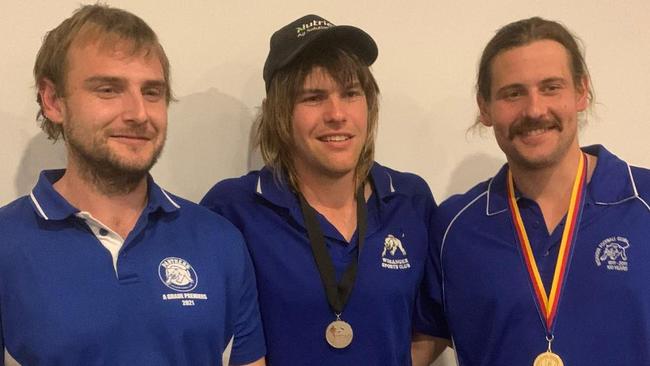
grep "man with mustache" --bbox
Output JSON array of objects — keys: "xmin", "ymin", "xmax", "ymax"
[
  {"xmin": 202, "ymin": 14, "xmax": 442, "ymax": 365},
  {"xmin": 0, "ymin": 4, "xmax": 265, "ymax": 365},
  {"xmin": 415, "ymin": 17, "xmax": 650, "ymax": 365}
]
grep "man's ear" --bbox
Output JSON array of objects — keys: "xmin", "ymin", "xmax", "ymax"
[
  {"xmin": 38, "ymin": 79, "xmax": 65, "ymax": 124},
  {"xmin": 575, "ymin": 75, "xmax": 589, "ymax": 112},
  {"xmin": 477, "ymin": 94, "xmax": 492, "ymax": 127}
]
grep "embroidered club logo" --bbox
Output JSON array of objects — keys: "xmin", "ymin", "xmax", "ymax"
[
  {"xmin": 381, "ymin": 234, "xmax": 410, "ymax": 270},
  {"xmin": 158, "ymin": 257, "xmax": 198, "ymax": 292},
  {"xmin": 595, "ymin": 236, "xmax": 629, "ymax": 272},
  {"xmin": 382, "ymin": 234, "xmax": 407, "ymax": 256}
]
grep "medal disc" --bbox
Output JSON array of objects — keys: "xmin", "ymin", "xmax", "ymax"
[
  {"xmin": 533, "ymin": 351, "xmax": 564, "ymax": 366},
  {"xmin": 325, "ymin": 320, "xmax": 353, "ymax": 348}
]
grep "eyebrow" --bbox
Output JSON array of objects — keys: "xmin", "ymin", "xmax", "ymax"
[
  {"xmin": 141, "ymin": 80, "xmax": 167, "ymax": 90},
  {"xmin": 83, "ymin": 76, "xmax": 166, "ymax": 88},
  {"xmin": 83, "ymin": 76, "xmax": 123, "ymax": 87},
  {"xmin": 298, "ymin": 81, "xmax": 362, "ymax": 94},
  {"xmin": 539, "ymin": 77, "xmax": 567, "ymax": 85},
  {"xmin": 496, "ymin": 77, "xmax": 567, "ymax": 93}
]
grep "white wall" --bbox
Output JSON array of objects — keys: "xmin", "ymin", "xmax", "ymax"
[{"xmin": 2, "ymin": 1, "xmax": 649, "ymax": 365}]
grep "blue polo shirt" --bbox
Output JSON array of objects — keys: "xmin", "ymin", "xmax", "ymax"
[
  {"xmin": 201, "ymin": 163, "xmax": 436, "ymax": 365},
  {"xmin": 0, "ymin": 170, "xmax": 265, "ymax": 366},
  {"xmin": 417, "ymin": 145, "xmax": 650, "ymax": 365}
]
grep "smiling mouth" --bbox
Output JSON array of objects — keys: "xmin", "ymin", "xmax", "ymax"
[
  {"xmin": 318, "ymin": 135, "xmax": 352, "ymax": 142},
  {"xmin": 510, "ymin": 117, "xmax": 562, "ymax": 139},
  {"xmin": 111, "ymin": 134, "xmax": 151, "ymax": 141},
  {"xmin": 520, "ymin": 127, "xmax": 554, "ymax": 136}
]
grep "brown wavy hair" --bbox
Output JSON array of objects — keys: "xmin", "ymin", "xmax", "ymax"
[
  {"xmin": 474, "ymin": 17, "xmax": 593, "ymax": 128},
  {"xmin": 257, "ymin": 44, "xmax": 380, "ymax": 192}
]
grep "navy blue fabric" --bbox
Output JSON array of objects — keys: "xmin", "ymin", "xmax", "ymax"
[
  {"xmin": 0, "ymin": 170, "xmax": 266, "ymax": 366},
  {"xmin": 201, "ymin": 162, "xmax": 436, "ymax": 366},
  {"xmin": 417, "ymin": 145, "xmax": 650, "ymax": 365}
]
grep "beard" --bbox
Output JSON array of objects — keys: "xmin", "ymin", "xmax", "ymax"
[{"xmin": 64, "ymin": 121, "xmax": 165, "ymax": 196}]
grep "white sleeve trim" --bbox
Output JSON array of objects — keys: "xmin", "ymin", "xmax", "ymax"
[{"xmin": 440, "ymin": 190, "xmax": 488, "ymax": 300}]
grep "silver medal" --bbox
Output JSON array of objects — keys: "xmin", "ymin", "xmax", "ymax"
[{"xmin": 325, "ymin": 319, "xmax": 353, "ymax": 348}]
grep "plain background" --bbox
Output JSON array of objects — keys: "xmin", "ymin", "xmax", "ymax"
[{"xmin": 2, "ymin": 1, "xmax": 649, "ymax": 365}]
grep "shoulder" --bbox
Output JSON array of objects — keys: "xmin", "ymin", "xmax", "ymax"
[
  {"xmin": 437, "ymin": 178, "xmax": 492, "ymax": 229},
  {"xmin": 630, "ymin": 164, "xmax": 650, "ymax": 206},
  {"xmin": 0, "ymin": 195, "xmax": 39, "ymax": 230},
  {"xmin": 372, "ymin": 163, "xmax": 432, "ymax": 197},
  {"xmin": 201, "ymin": 171, "xmax": 260, "ymax": 209},
  {"xmin": 165, "ymin": 192, "xmax": 247, "ymax": 246}
]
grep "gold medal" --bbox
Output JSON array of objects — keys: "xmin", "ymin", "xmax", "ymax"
[
  {"xmin": 533, "ymin": 351, "xmax": 564, "ymax": 366},
  {"xmin": 325, "ymin": 319, "xmax": 353, "ymax": 348}
]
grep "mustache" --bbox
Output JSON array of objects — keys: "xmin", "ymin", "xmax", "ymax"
[
  {"xmin": 106, "ymin": 126, "xmax": 154, "ymax": 139},
  {"xmin": 508, "ymin": 116, "xmax": 561, "ymax": 139}
]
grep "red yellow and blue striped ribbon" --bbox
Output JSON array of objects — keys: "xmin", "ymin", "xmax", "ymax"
[{"xmin": 506, "ymin": 153, "xmax": 587, "ymax": 331}]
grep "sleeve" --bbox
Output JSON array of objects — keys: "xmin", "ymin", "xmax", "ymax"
[
  {"xmin": 228, "ymin": 237, "xmax": 266, "ymax": 365},
  {"xmin": 199, "ymin": 188, "xmax": 226, "ymax": 217},
  {"xmin": 413, "ymin": 207, "xmax": 451, "ymax": 339},
  {"xmin": 1, "ymin": 309, "xmax": 4, "ymax": 366}
]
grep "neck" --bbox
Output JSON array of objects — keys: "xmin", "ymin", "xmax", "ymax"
[
  {"xmin": 298, "ymin": 172, "xmax": 357, "ymax": 211},
  {"xmin": 54, "ymin": 161, "xmax": 149, "ymax": 239},
  {"xmin": 509, "ymin": 148, "xmax": 596, "ymax": 233},
  {"xmin": 297, "ymin": 170, "xmax": 367, "ymax": 242}
]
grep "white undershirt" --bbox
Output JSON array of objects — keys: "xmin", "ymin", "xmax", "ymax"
[{"xmin": 75, "ymin": 211, "xmax": 125, "ymax": 273}]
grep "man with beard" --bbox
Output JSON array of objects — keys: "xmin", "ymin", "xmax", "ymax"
[
  {"xmin": 415, "ymin": 17, "xmax": 650, "ymax": 365},
  {"xmin": 0, "ymin": 5, "xmax": 265, "ymax": 365},
  {"xmin": 201, "ymin": 14, "xmax": 446, "ymax": 365}
]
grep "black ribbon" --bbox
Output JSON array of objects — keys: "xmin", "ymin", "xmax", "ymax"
[{"xmin": 298, "ymin": 185, "xmax": 367, "ymax": 314}]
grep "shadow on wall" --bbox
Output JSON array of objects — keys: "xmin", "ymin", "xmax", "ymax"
[
  {"xmin": 15, "ymin": 132, "xmax": 66, "ymax": 198},
  {"xmin": 375, "ymin": 92, "xmax": 448, "ymax": 179},
  {"xmin": 154, "ymin": 88, "xmax": 262, "ymax": 202},
  {"xmin": 445, "ymin": 152, "xmax": 504, "ymax": 198},
  {"xmin": 247, "ymin": 116, "xmax": 264, "ymax": 172}
]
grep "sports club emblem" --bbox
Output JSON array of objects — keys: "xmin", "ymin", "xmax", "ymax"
[
  {"xmin": 381, "ymin": 234, "xmax": 410, "ymax": 270},
  {"xmin": 595, "ymin": 236, "xmax": 630, "ymax": 272},
  {"xmin": 158, "ymin": 257, "xmax": 198, "ymax": 292}
]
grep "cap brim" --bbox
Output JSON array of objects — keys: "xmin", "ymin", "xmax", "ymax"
[{"xmin": 275, "ymin": 25, "xmax": 378, "ymax": 74}]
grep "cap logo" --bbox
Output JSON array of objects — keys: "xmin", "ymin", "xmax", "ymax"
[{"xmin": 296, "ymin": 19, "xmax": 334, "ymax": 38}]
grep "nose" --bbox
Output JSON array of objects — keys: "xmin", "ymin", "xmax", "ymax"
[
  {"xmin": 323, "ymin": 95, "xmax": 346, "ymax": 124},
  {"xmin": 522, "ymin": 91, "xmax": 547, "ymax": 120},
  {"xmin": 122, "ymin": 90, "xmax": 148, "ymax": 124}
]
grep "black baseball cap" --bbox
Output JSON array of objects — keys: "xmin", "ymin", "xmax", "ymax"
[{"xmin": 262, "ymin": 14, "xmax": 378, "ymax": 91}]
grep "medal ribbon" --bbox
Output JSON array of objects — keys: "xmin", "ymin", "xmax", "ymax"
[
  {"xmin": 299, "ymin": 185, "xmax": 367, "ymax": 314},
  {"xmin": 507, "ymin": 153, "xmax": 587, "ymax": 332}
]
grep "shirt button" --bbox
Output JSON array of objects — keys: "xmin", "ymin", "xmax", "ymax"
[
  {"xmin": 543, "ymin": 250, "xmax": 550, "ymax": 257},
  {"xmin": 99, "ymin": 228, "xmax": 109, "ymax": 236}
]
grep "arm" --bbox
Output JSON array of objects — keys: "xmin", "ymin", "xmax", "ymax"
[
  {"xmin": 412, "ymin": 204, "xmax": 452, "ymax": 365},
  {"xmin": 1, "ymin": 303, "xmax": 4, "ymax": 366},
  {"xmin": 411, "ymin": 332, "xmax": 451, "ymax": 366},
  {"xmin": 228, "ymin": 234, "xmax": 267, "ymax": 366}
]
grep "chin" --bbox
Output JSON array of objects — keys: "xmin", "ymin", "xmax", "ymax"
[
  {"xmin": 512, "ymin": 153, "xmax": 559, "ymax": 170},
  {"xmin": 107, "ymin": 151, "xmax": 160, "ymax": 174}
]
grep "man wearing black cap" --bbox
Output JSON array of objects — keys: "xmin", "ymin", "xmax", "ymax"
[{"xmin": 202, "ymin": 15, "xmax": 445, "ymax": 365}]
